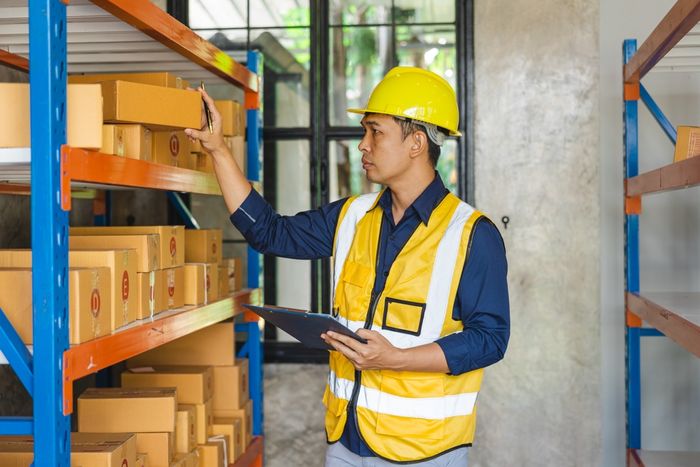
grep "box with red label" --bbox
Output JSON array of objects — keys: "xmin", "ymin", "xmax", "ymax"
[
  {"xmin": 185, "ymin": 229, "xmax": 222, "ymax": 264},
  {"xmin": 71, "ymin": 226, "xmax": 185, "ymax": 269},
  {"xmin": 0, "ymin": 248, "xmax": 137, "ymax": 330},
  {"xmin": 163, "ymin": 266, "xmax": 185, "ymax": 309},
  {"xmin": 153, "ymin": 131, "xmax": 191, "ymax": 168},
  {"xmin": 0, "ymin": 267, "xmax": 111, "ymax": 344},
  {"xmin": 136, "ymin": 270, "xmax": 167, "ymax": 320},
  {"xmin": 0, "ymin": 433, "xmax": 137, "ymax": 467},
  {"xmin": 183, "ymin": 263, "xmax": 218, "ymax": 305}
]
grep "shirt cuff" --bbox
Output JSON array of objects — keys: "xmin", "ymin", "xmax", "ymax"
[
  {"xmin": 435, "ymin": 333, "xmax": 467, "ymax": 375},
  {"xmin": 229, "ymin": 187, "xmax": 267, "ymax": 234}
]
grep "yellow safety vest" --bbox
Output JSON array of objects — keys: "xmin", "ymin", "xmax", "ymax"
[{"xmin": 323, "ymin": 190, "xmax": 486, "ymax": 462}]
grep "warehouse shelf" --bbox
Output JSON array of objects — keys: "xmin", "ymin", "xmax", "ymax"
[
  {"xmin": 628, "ymin": 449, "xmax": 700, "ymax": 467},
  {"xmin": 62, "ymin": 288, "xmax": 261, "ymax": 414},
  {"xmin": 622, "ymin": 1, "xmax": 700, "ymax": 463},
  {"xmin": 0, "ymin": 0, "xmax": 264, "ymax": 465},
  {"xmin": 626, "ymin": 293, "xmax": 700, "ymax": 358},
  {"xmin": 625, "ymin": 155, "xmax": 700, "ymax": 196}
]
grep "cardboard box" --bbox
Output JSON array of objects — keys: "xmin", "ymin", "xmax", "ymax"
[
  {"xmin": 0, "ymin": 248, "xmax": 135, "ymax": 329},
  {"xmin": 191, "ymin": 152, "xmax": 214, "ymax": 174},
  {"xmin": 71, "ymin": 226, "xmax": 185, "ymax": 269},
  {"xmin": 70, "ymin": 234, "xmax": 160, "ymax": 273},
  {"xmin": 136, "ymin": 454, "xmax": 146, "ymax": 467},
  {"xmin": 183, "ymin": 263, "xmax": 218, "ymax": 305},
  {"xmin": 164, "ymin": 266, "xmax": 185, "ymax": 309},
  {"xmin": 127, "ymin": 323, "xmax": 235, "ymax": 367},
  {"xmin": 196, "ymin": 443, "xmax": 224, "ymax": 467},
  {"xmin": 225, "ymin": 136, "xmax": 246, "ymax": 173},
  {"xmin": 212, "ymin": 360, "xmax": 249, "ymax": 412},
  {"xmin": 122, "ymin": 366, "xmax": 213, "ymax": 404},
  {"xmin": 185, "ymin": 229, "xmax": 222, "ymax": 264},
  {"xmin": 153, "ymin": 131, "xmax": 191, "ymax": 168},
  {"xmin": 121, "ymin": 124, "xmax": 153, "ymax": 160},
  {"xmin": 78, "ymin": 387, "xmax": 177, "ymax": 433},
  {"xmin": 101, "ymin": 124, "xmax": 125, "ymax": 156},
  {"xmin": 0, "ymin": 83, "xmax": 102, "ymax": 149},
  {"xmin": 137, "ymin": 270, "xmax": 168, "ymax": 319},
  {"xmin": 209, "ymin": 418, "xmax": 243, "ymax": 463},
  {"xmin": 221, "ymin": 257, "xmax": 243, "ymax": 291},
  {"xmin": 218, "ymin": 266, "xmax": 230, "ymax": 298},
  {"xmin": 214, "ymin": 100, "xmax": 245, "ymax": 136},
  {"xmin": 101, "ymin": 80, "xmax": 201, "ymax": 130},
  {"xmin": 180, "ymin": 400, "xmax": 213, "ymax": 445},
  {"xmin": 0, "ymin": 267, "xmax": 111, "ymax": 344},
  {"xmin": 213, "ymin": 399, "xmax": 253, "ymax": 447},
  {"xmin": 175, "ymin": 406, "xmax": 197, "ymax": 454},
  {"xmin": 0, "ymin": 433, "xmax": 137, "ymax": 467},
  {"xmin": 135, "ymin": 432, "xmax": 172, "ymax": 467},
  {"xmin": 70, "ymin": 72, "xmax": 187, "ymax": 89},
  {"xmin": 674, "ymin": 126, "xmax": 700, "ymax": 162},
  {"xmin": 170, "ymin": 451, "xmax": 198, "ymax": 467}
]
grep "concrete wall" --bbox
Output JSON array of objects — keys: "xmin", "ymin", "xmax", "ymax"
[{"xmin": 473, "ymin": 1, "xmax": 601, "ymax": 466}]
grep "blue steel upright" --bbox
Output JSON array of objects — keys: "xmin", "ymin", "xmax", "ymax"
[
  {"xmin": 29, "ymin": 0, "xmax": 71, "ymax": 465},
  {"xmin": 623, "ymin": 39, "xmax": 641, "ymax": 451},
  {"xmin": 246, "ymin": 50, "xmax": 262, "ymax": 290}
]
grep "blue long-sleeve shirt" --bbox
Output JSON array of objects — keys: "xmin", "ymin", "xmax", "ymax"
[{"xmin": 230, "ymin": 173, "xmax": 510, "ymax": 457}]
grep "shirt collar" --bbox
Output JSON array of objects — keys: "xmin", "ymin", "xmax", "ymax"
[{"xmin": 370, "ymin": 172, "xmax": 448, "ymax": 226}]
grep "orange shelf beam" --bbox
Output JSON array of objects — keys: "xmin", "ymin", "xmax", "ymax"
[
  {"xmin": 63, "ymin": 147, "xmax": 221, "ymax": 197},
  {"xmin": 623, "ymin": 0, "xmax": 700, "ymax": 83},
  {"xmin": 62, "ymin": 288, "xmax": 262, "ymax": 414},
  {"xmin": 89, "ymin": 0, "xmax": 258, "ymax": 93},
  {"xmin": 626, "ymin": 292, "xmax": 700, "ymax": 358},
  {"xmin": 0, "ymin": 50, "xmax": 29, "ymax": 73},
  {"xmin": 625, "ymin": 155, "xmax": 700, "ymax": 197},
  {"xmin": 232, "ymin": 436, "xmax": 264, "ymax": 467}
]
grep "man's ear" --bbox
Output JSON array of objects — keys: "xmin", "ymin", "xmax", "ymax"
[{"xmin": 409, "ymin": 130, "xmax": 428, "ymax": 159}]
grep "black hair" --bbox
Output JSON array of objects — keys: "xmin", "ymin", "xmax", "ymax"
[{"xmin": 392, "ymin": 116, "xmax": 446, "ymax": 167}]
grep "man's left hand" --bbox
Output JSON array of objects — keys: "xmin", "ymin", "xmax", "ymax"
[{"xmin": 321, "ymin": 329, "xmax": 404, "ymax": 371}]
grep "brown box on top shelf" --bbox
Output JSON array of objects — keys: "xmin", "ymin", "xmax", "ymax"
[
  {"xmin": 153, "ymin": 131, "xmax": 191, "ymax": 168},
  {"xmin": 0, "ymin": 267, "xmax": 111, "ymax": 344},
  {"xmin": 183, "ymin": 263, "xmax": 219, "ymax": 305},
  {"xmin": 135, "ymin": 432, "xmax": 173, "ymax": 467},
  {"xmin": 221, "ymin": 257, "xmax": 243, "ymax": 291},
  {"xmin": 674, "ymin": 126, "xmax": 700, "ymax": 162},
  {"xmin": 196, "ymin": 442, "xmax": 224, "ymax": 467},
  {"xmin": 69, "ymin": 72, "xmax": 187, "ymax": 89},
  {"xmin": 70, "ymin": 234, "xmax": 160, "ymax": 273},
  {"xmin": 101, "ymin": 80, "xmax": 200, "ymax": 130},
  {"xmin": 213, "ymin": 399, "xmax": 253, "ymax": 447},
  {"xmin": 77, "ymin": 387, "xmax": 178, "ymax": 433},
  {"xmin": 214, "ymin": 100, "xmax": 245, "ymax": 136},
  {"xmin": 0, "ymin": 433, "xmax": 137, "ymax": 467},
  {"xmin": 122, "ymin": 366, "xmax": 213, "ymax": 405},
  {"xmin": 209, "ymin": 418, "xmax": 243, "ymax": 463},
  {"xmin": 0, "ymin": 248, "xmax": 137, "ymax": 330},
  {"xmin": 0, "ymin": 83, "xmax": 102, "ymax": 149},
  {"xmin": 185, "ymin": 229, "xmax": 222, "ymax": 264},
  {"xmin": 163, "ymin": 266, "xmax": 185, "ymax": 309},
  {"xmin": 175, "ymin": 405, "xmax": 196, "ymax": 454},
  {"xmin": 212, "ymin": 359, "xmax": 249, "ymax": 412},
  {"xmin": 180, "ymin": 400, "xmax": 213, "ymax": 445},
  {"xmin": 225, "ymin": 135, "xmax": 246, "ymax": 174},
  {"xmin": 218, "ymin": 265, "xmax": 230, "ymax": 298},
  {"xmin": 137, "ymin": 270, "xmax": 167, "ymax": 320},
  {"xmin": 70, "ymin": 226, "xmax": 185, "ymax": 269}
]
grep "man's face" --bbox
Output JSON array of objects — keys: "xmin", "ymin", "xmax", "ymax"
[{"xmin": 358, "ymin": 113, "xmax": 413, "ymax": 185}]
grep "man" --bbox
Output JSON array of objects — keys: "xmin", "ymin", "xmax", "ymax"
[{"xmin": 186, "ymin": 67, "xmax": 509, "ymax": 466}]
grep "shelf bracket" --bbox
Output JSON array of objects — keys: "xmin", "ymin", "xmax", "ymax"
[
  {"xmin": 625, "ymin": 196, "xmax": 642, "ymax": 215},
  {"xmin": 639, "ymin": 84, "xmax": 677, "ymax": 145},
  {"xmin": 60, "ymin": 145, "xmax": 72, "ymax": 211},
  {"xmin": 0, "ymin": 308, "xmax": 34, "ymax": 396},
  {"xmin": 167, "ymin": 192, "xmax": 200, "ymax": 229},
  {"xmin": 0, "ymin": 416, "xmax": 33, "ymax": 436}
]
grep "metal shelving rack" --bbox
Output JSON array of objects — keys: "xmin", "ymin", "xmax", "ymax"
[
  {"xmin": 0, "ymin": 1, "xmax": 264, "ymax": 466},
  {"xmin": 623, "ymin": 1, "xmax": 700, "ymax": 466}
]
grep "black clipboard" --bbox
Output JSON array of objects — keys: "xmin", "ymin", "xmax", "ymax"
[{"xmin": 243, "ymin": 304, "xmax": 368, "ymax": 350}]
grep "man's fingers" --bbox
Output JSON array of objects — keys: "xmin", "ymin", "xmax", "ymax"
[
  {"xmin": 324, "ymin": 335, "xmax": 361, "ymax": 362},
  {"xmin": 327, "ymin": 331, "xmax": 364, "ymax": 352},
  {"xmin": 185, "ymin": 128, "xmax": 205, "ymax": 141}
]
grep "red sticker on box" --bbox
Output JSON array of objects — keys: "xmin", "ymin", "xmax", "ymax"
[
  {"xmin": 90, "ymin": 289, "xmax": 100, "ymax": 318},
  {"xmin": 122, "ymin": 270, "xmax": 129, "ymax": 301},
  {"xmin": 169, "ymin": 133, "xmax": 179, "ymax": 157}
]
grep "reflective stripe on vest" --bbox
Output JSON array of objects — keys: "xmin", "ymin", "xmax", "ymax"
[{"xmin": 324, "ymin": 190, "xmax": 486, "ymax": 461}]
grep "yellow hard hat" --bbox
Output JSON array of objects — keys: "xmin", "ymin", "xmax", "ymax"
[{"xmin": 347, "ymin": 66, "xmax": 461, "ymax": 137}]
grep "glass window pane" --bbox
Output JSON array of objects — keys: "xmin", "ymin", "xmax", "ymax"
[
  {"xmin": 250, "ymin": 0, "xmax": 310, "ymax": 27},
  {"xmin": 329, "ymin": 0, "xmax": 392, "ymax": 25},
  {"xmin": 394, "ymin": 0, "xmax": 455, "ymax": 24},
  {"xmin": 189, "ymin": 0, "xmax": 247, "ymax": 29},
  {"xmin": 396, "ymin": 25, "xmax": 456, "ymax": 89},
  {"xmin": 329, "ymin": 26, "xmax": 392, "ymax": 126},
  {"xmin": 250, "ymin": 28, "xmax": 310, "ymax": 70},
  {"xmin": 436, "ymin": 139, "xmax": 458, "ymax": 194},
  {"xmin": 329, "ymin": 139, "xmax": 381, "ymax": 202}
]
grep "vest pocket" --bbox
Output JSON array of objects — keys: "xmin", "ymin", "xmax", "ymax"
[
  {"xmin": 374, "ymin": 374, "xmax": 445, "ymax": 440},
  {"xmin": 381, "ymin": 297, "xmax": 427, "ymax": 336}
]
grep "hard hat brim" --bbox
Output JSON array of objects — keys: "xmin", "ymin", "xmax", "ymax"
[{"xmin": 347, "ymin": 107, "xmax": 462, "ymax": 137}]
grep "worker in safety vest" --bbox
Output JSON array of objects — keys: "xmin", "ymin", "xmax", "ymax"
[{"xmin": 186, "ymin": 67, "xmax": 510, "ymax": 466}]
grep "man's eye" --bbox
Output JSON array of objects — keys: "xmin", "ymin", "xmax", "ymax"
[{"xmin": 372, "ymin": 129, "xmax": 380, "ymax": 135}]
